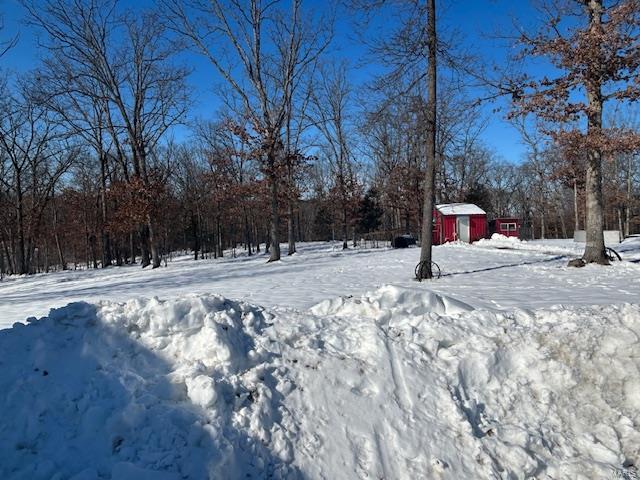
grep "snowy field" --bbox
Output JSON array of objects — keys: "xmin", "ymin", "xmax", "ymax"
[
  {"xmin": 2, "ymin": 237, "xmax": 640, "ymax": 328},
  {"xmin": 1, "ymin": 237, "xmax": 639, "ymax": 479}
]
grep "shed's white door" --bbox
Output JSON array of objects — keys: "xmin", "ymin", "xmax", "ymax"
[{"xmin": 457, "ymin": 216, "xmax": 470, "ymax": 242}]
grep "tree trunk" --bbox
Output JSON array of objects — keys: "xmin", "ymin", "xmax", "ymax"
[
  {"xmin": 100, "ymin": 154, "xmax": 112, "ymax": 268},
  {"xmin": 625, "ymin": 154, "xmax": 632, "ymax": 237},
  {"xmin": 268, "ymin": 166, "xmax": 281, "ymax": 262},
  {"xmin": 557, "ymin": 202, "xmax": 567, "ymax": 239},
  {"xmin": 0, "ymin": 241, "xmax": 5, "ymax": 280},
  {"xmin": 582, "ymin": 0, "xmax": 608, "ymax": 264},
  {"xmin": 115, "ymin": 241, "xmax": 123, "ymax": 266},
  {"xmin": 618, "ymin": 207, "xmax": 624, "ymax": 242},
  {"xmin": 287, "ymin": 201, "xmax": 296, "ymax": 255},
  {"xmin": 573, "ymin": 178, "xmax": 580, "ymax": 233},
  {"xmin": 53, "ymin": 194, "xmax": 67, "ymax": 270},
  {"xmin": 148, "ymin": 216, "xmax": 161, "ymax": 269},
  {"xmin": 140, "ymin": 224, "xmax": 151, "ymax": 267},
  {"xmin": 418, "ymin": 0, "xmax": 437, "ymax": 279},
  {"xmin": 217, "ymin": 215, "xmax": 224, "ymax": 258},
  {"xmin": 15, "ymin": 177, "xmax": 27, "ymax": 275},
  {"xmin": 244, "ymin": 209, "xmax": 253, "ymax": 256},
  {"xmin": 90, "ymin": 235, "xmax": 98, "ymax": 269},
  {"xmin": 84, "ymin": 225, "xmax": 90, "ymax": 269},
  {"xmin": 44, "ymin": 239, "xmax": 49, "ymax": 273},
  {"xmin": 342, "ymin": 203, "xmax": 348, "ymax": 250},
  {"xmin": 129, "ymin": 232, "xmax": 136, "ymax": 264},
  {"xmin": 2, "ymin": 238, "xmax": 14, "ymax": 275},
  {"xmin": 582, "ymin": 137, "xmax": 607, "ymax": 263},
  {"xmin": 212, "ymin": 219, "xmax": 218, "ymax": 259},
  {"xmin": 192, "ymin": 212, "xmax": 200, "ymax": 260}
]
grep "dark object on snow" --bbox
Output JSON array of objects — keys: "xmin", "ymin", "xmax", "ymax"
[
  {"xmin": 569, "ymin": 248, "xmax": 621, "ymax": 267},
  {"xmin": 606, "ymin": 247, "xmax": 622, "ymax": 262},
  {"xmin": 392, "ymin": 235, "xmax": 416, "ymax": 248},
  {"xmin": 415, "ymin": 260, "xmax": 441, "ymax": 280},
  {"xmin": 568, "ymin": 258, "xmax": 586, "ymax": 268}
]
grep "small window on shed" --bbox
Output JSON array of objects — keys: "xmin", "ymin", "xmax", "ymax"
[{"xmin": 500, "ymin": 222, "xmax": 517, "ymax": 231}]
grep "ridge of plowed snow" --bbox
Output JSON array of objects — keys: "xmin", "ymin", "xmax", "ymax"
[
  {"xmin": 310, "ymin": 284, "xmax": 475, "ymax": 320},
  {"xmin": 1, "ymin": 288, "xmax": 639, "ymax": 479},
  {"xmin": 0, "ymin": 295, "xmax": 300, "ymax": 480},
  {"xmin": 299, "ymin": 287, "xmax": 640, "ymax": 479}
]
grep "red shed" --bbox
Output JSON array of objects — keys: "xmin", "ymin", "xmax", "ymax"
[
  {"xmin": 489, "ymin": 218, "xmax": 520, "ymax": 238},
  {"xmin": 432, "ymin": 203, "xmax": 487, "ymax": 245}
]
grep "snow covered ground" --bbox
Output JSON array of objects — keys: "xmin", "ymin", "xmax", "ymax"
[
  {"xmin": 2, "ymin": 237, "xmax": 640, "ymax": 328},
  {"xmin": 1, "ymin": 238, "xmax": 639, "ymax": 479}
]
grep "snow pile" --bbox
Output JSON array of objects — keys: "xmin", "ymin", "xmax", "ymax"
[
  {"xmin": 475, "ymin": 233, "xmax": 524, "ymax": 246},
  {"xmin": 474, "ymin": 234, "xmax": 588, "ymax": 258},
  {"xmin": 300, "ymin": 287, "xmax": 640, "ymax": 479},
  {"xmin": 491, "ymin": 232, "xmax": 521, "ymax": 242},
  {"xmin": 0, "ymin": 296, "xmax": 299, "ymax": 480},
  {"xmin": 1, "ymin": 286, "xmax": 639, "ymax": 479},
  {"xmin": 310, "ymin": 284, "xmax": 475, "ymax": 320}
]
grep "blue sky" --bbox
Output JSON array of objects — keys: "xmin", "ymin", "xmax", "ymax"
[{"xmin": 1, "ymin": 0, "xmax": 545, "ymax": 162}]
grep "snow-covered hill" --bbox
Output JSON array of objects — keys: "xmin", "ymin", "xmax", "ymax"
[{"xmin": 1, "ymin": 239, "xmax": 639, "ymax": 479}]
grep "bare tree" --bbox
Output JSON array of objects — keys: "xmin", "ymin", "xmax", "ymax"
[
  {"xmin": 418, "ymin": 0, "xmax": 437, "ymax": 279},
  {"xmin": 0, "ymin": 85, "xmax": 74, "ymax": 274},
  {"xmin": 24, "ymin": 0, "xmax": 189, "ymax": 268},
  {"xmin": 351, "ymin": 0, "xmax": 440, "ymax": 277},
  {"xmin": 31, "ymin": 57, "xmax": 117, "ymax": 268},
  {"xmin": 161, "ymin": 0, "xmax": 331, "ymax": 262},
  {"xmin": 310, "ymin": 63, "xmax": 359, "ymax": 250},
  {"xmin": 0, "ymin": 12, "xmax": 18, "ymax": 59}
]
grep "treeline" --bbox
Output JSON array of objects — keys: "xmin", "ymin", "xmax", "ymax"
[{"xmin": 1, "ymin": 0, "xmax": 639, "ymax": 276}]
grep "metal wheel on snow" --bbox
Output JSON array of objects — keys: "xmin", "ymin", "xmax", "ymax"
[
  {"xmin": 415, "ymin": 260, "xmax": 441, "ymax": 281},
  {"xmin": 606, "ymin": 247, "xmax": 622, "ymax": 262}
]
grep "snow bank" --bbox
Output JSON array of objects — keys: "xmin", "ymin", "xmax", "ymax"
[
  {"xmin": 1, "ymin": 287, "xmax": 639, "ymax": 479},
  {"xmin": 304, "ymin": 287, "xmax": 640, "ymax": 479},
  {"xmin": 475, "ymin": 233, "xmax": 524, "ymax": 246},
  {"xmin": 0, "ymin": 296, "xmax": 299, "ymax": 480},
  {"xmin": 311, "ymin": 284, "xmax": 475, "ymax": 320},
  {"xmin": 474, "ymin": 234, "xmax": 588, "ymax": 258}
]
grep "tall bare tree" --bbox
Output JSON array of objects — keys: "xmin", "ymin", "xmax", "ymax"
[
  {"xmin": 0, "ymin": 85, "xmax": 74, "ymax": 274},
  {"xmin": 418, "ymin": 0, "xmax": 437, "ymax": 278},
  {"xmin": 161, "ymin": 0, "xmax": 331, "ymax": 262},
  {"xmin": 352, "ymin": 0, "xmax": 440, "ymax": 278},
  {"xmin": 311, "ymin": 63, "xmax": 359, "ymax": 250},
  {"xmin": 25, "ymin": 0, "xmax": 188, "ymax": 268}
]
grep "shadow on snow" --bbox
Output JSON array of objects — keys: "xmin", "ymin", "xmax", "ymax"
[{"xmin": 0, "ymin": 302, "xmax": 302, "ymax": 479}]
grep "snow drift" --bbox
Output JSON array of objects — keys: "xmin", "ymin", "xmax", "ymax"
[
  {"xmin": 310, "ymin": 284, "xmax": 475, "ymax": 320},
  {"xmin": 1, "ymin": 287, "xmax": 638, "ymax": 479},
  {"xmin": 0, "ymin": 296, "xmax": 299, "ymax": 480}
]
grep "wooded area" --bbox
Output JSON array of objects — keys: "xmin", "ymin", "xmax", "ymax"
[{"xmin": 1, "ymin": 0, "xmax": 639, "ymax": 276}]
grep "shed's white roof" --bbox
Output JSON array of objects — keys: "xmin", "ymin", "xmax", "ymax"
[{"xmin": 436, "ymin": 203, "xmax": 486, "ymax": 216}]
